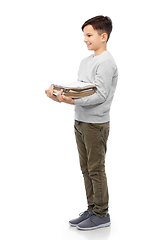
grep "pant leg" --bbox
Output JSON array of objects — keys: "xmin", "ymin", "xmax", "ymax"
[
  {"xmin": 83, "ymin": 122, "xmax": 110, "ymax": 217},
  {"xmin": 74, "ymin": 121, "xmax": 94, "ymax": 212}
]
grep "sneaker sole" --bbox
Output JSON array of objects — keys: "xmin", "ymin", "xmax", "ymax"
[
  {"xmin": 69, "ymin": 222, "xmax": 78, "ymax": 227},
  {"xmin": 77, "ymin": 221, "xmax": 111, "ymax": 231}
]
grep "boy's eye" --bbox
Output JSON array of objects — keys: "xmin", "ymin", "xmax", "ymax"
[{"xmin": 88, "ymin": 35, "xmax": 91, "ymax": 37}]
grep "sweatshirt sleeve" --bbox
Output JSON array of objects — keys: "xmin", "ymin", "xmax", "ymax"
[{"xmin": 74, "ymin": 60, "xmax": 115, "ymax": 106}]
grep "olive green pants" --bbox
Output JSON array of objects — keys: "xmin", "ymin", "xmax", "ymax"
[{"xmin": 74, "ymin": 120, "xmax": 110, "ymax": 217}]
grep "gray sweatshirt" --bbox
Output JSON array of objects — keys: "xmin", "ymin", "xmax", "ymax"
[{"xmin": 74, "ymin": 51, "xmax": 118, "ymax": 123}]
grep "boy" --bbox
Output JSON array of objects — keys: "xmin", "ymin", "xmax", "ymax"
[{"xmin": 45, "ymin": 15, "xmax": 118, "ymax": 230}]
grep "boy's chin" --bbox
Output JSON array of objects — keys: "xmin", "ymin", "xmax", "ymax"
[{"xmin": 87, "ymin": 46, "xmax": 94, "ymax": 51}]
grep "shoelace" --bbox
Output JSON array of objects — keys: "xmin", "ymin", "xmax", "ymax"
[{"xmin": 79, "ymin": 211, "xmax": 88, "ymax": 216}]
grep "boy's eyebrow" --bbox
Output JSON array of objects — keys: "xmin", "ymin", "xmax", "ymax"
[{"xmin": 84, "ymin": 32, "xmax": 93, "ymax": 35}]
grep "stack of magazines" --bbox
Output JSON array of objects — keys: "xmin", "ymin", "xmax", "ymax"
[{"xmin": 52, "ymin": 81, "xmax": 97, "ymax": 99}]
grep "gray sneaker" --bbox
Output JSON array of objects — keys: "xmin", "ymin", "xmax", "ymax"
[
  {"xmin": 77, "ymin": 213, "xmax": 111, "ymax": 230},
  {"xmin": 69, "ymin": 211, "xmax": 93, "ymax": 227}
]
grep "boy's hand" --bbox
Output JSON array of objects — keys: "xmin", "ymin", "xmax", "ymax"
[
  {"xmin": 57, "ymin": 89, "xmax": 75, "ymax": 105},
  {"xmin": 45, "ymin": 85, "xmax": 61, "ymax": 102}
]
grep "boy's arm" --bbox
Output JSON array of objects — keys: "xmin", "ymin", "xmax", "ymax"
[{"xmin": 75, "ymin": 60, "xmax": 117, "ymax": 106}]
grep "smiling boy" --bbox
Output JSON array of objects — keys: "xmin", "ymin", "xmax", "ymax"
[{"xmin": 45, "ymin": 15, "xmax": 118, "ymax": 230}]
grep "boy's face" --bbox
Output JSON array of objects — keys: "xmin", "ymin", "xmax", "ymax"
[{"xmin": 83, "ymin": 25, "xmax": 107, "ymax": 53}]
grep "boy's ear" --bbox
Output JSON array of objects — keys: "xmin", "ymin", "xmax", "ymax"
[{"xmin": 101, "ymin": 33, "xmax": 108, "ymax": 43}]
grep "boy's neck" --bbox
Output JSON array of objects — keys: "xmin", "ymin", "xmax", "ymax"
[{"xmin": 94, "ymin": 46, "xmax": 107, "ymax": 56}]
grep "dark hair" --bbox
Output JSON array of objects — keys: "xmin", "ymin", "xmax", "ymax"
[{"xmin": 82, "ymin": 15, "xmax": 113, "ymax": 42}]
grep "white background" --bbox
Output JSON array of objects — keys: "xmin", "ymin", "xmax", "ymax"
[{"xmin": 0, "ymin": 0, "xmax": 165, "ymax": 239}]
